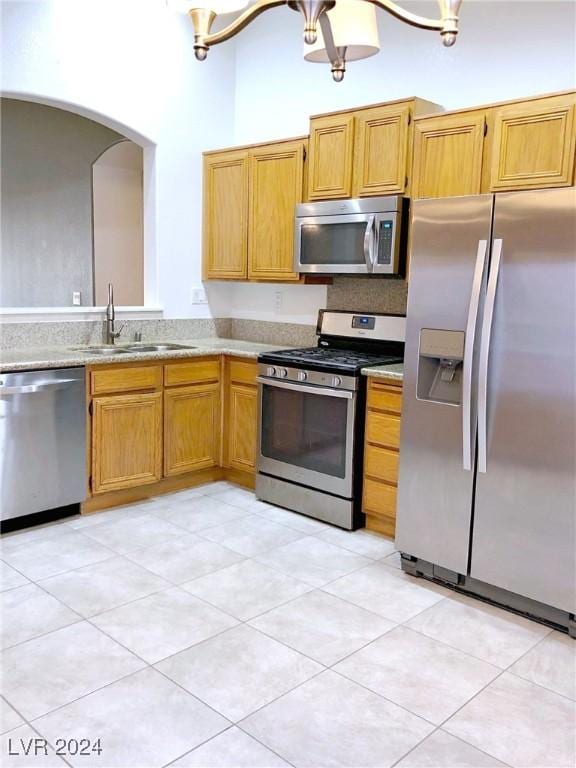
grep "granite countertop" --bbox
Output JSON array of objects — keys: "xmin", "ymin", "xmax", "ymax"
[
  {"xmin": 0, "ymin": 338, "xmax": 293, "ymax": 373},
  {"xmin": 361, "ymin": 362, "xmax": 404, "ymax": 381}
]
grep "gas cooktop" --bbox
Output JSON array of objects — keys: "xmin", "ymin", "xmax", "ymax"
[{"xmin": 259, "ymin": 346, "xmax": 402, "ymax": 375}]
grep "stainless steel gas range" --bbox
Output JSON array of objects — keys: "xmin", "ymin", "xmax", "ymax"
[{"xmin": 256, "ymin": 310, "xmax": 405, "ymax": 530}]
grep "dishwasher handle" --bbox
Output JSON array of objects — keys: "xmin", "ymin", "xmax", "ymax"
[{"xmin": 0, "ymin": 379, "xmax": 80, "ymax": 396}]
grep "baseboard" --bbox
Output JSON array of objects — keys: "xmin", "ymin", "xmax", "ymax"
[{"xmin": 81, "ymin": 466, "xmax": 225, "ymax": 514}]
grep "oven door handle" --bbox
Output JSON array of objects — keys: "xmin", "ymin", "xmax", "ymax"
[{"xmin": 256, "ymin": 377, "xmax": 354, "ymax": 399}]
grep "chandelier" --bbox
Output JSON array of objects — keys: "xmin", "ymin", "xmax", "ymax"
[{"xmin": 185, "ymin": 0, "xmax": 463, "ymax": 82}]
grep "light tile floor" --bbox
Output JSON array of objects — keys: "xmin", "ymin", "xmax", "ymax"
[{"xmin": 0, "ymin": 481, "xmax": 574, "ymax": 768}]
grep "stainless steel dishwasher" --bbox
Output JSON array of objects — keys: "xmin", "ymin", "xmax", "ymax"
[{"xmin": 0, "ymin": 367, "xmax": 87, "ymax": 522}]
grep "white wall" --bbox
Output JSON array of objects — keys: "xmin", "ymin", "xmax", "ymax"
[{"xmin": 1, "ymin": 0, "xmax": 237, "ymax": 319}]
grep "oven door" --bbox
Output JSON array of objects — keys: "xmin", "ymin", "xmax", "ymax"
[
  {"xmin": 295, "ymin": 214, "xmax": 376, "ymax": 274},
  {"xmin": 257, "ymin": 377, "xmax": 357, "ymax": 498}
]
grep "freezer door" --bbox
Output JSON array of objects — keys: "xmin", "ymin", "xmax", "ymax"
[
  {"xmin": 396, "ymin": 195, "xmax": 493, "ymax": 572},
  {"xmin": 471, "ymin": 188, "xmax": 576, "ymax": 613}
]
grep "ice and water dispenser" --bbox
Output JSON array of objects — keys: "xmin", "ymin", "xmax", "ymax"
[{"xmin": 417, "ymin": 329, "xmax": 465, "ymax": 405}]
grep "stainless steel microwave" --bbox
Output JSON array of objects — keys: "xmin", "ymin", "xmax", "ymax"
[{"xmin": 294, "ymin": 196, "xmax": 408, "ymax": 275}]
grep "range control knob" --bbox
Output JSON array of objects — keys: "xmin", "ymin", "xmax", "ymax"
[
  {"xmin": 332, "ymin": 376, "xmax": 342, "ymax": 387},
  {"xmin": 297, "ymin": 370, "xmax": 308, "ymax": 382},
  {"xmin": 266, "ymin": 366, "xmax": 277, "ymax": 377},
  {"xmin": 278, "ymin": 368, "xmax": 288, "ymax": 378}
]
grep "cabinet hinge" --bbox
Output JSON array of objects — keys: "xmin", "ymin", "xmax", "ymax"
[
  {"xmin": 88, "ymin": 475, "xmax": 92, "ymax": 492},
  {"xmin": 407, "ymin": 112, "xmax": 412, "ymax": 126},
  {"xmin": 483, "ymin": 120, "xmax": 488, "ymax": 137},
  {"xmin": 303, "ymin": 146, "xmax": 307, "ymax": 161},
  {"xmin": 405, "ymin": 175, "xmax": 409, "ymax": 188},
  {"xmin": 88, "ymin": 401, "xmax": 93, "ymax": 416}
]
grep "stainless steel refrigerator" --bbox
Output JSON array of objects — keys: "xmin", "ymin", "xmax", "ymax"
[{"xmin": 396, "ymin": 187, "xmax": 576, "ymax": 634}]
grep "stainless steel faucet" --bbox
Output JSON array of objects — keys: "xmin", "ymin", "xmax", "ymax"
[{"xmin": 105, "ymin": 283, "xmax": 124, "ymax": 345}]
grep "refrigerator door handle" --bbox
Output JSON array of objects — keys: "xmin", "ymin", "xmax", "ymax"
[
  {"xmin": 462, "ymin": 239, "xmax": 488, "ymax": 471},
  {"xmin": 478, "ymin": 238, "xmax": 503, "ymax": 473}
]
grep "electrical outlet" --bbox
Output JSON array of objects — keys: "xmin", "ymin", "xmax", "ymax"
[
  {"xmin": 191, "ymin": 287, "xmax": 208, "ymax": 305},
  {"xmin": 72, "ymin": 291, "xmax": 81, "ymax": 306},
  {"xmin": 274, "ymin": 290, "xmax": 283, "ymax": 313}
]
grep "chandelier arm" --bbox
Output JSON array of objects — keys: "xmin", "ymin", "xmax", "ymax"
[
  {"xmin": 319, "ymin": 12, "xmax": 346, "ymax": 80},
  {"xmin": 319, "ymin": 13, "xmax": 341, "ymax": 66},
  {"xmin": 363, "ymin": 0, "xmax": 461, "ymax": 35},
  {"xmin": 195, "ymin": 0, "xmax": 289, "ymax": 47}
]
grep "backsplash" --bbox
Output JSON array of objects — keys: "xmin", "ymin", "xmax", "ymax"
[
  {"xmin": 327, "ymin": 277, "xmax": 408, "ymax": 315},
  {"xmin": 229, "ymin": 319, "xmax": 316, "ymax": 347},
  {"xmin": 0, "ymin": 318, "xmax": 231, "ymax": 351}
]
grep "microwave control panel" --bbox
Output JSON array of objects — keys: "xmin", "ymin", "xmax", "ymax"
[{"xmin": 377, "ymin": 221, "xmax": 394, "ymax": 265}]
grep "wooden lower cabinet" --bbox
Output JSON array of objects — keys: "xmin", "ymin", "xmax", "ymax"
[
  {"xmin": 87, "ymin": 355, "xmax": 258, "ymax": 507},
  {"xmin": 164, "ymin": 383, "xmax": 220, "ymax": 476},
  {"xmin": 224, "ymin": 358, "xmax": 258, "ymax": 475},
  {"xmin": 362, "ymin": 376, "xmax": 403, "ymax": 537},
  {"xmin": 227, "ymin": 384, "xmax": 258, "ymax": 472},
  {"xmin": 91, "ymin": 391, "xmax": 163, "ymax": 494}
]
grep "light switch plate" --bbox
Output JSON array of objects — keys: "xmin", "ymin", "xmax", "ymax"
[
  {"xmin": 72, "ymin": 291, "xmax": 81, "ymax": 306},
  {"xmin": 191, "ymin": 287, "xmax": 208, "ymax": 305}
]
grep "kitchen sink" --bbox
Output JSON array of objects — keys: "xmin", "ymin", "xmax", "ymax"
[
  {"xmin": 122, "ymin": 343, "xmax": 197, "ymax": 352},
  {"xmin": 72, "ymin": 346, "xmax": 131, "ymax": 355},
  {"xmin": 70, "ymin": 343, "xmax": 197, "ymax": 355}
]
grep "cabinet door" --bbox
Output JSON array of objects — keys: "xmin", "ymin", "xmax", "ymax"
[
  {"xmin": 412, "ymin": 112, "xmax": 486, "ymax": 199},
  {"xmin": 92, "ymin": 392, "xmax": 162, "ymax": 494},
  {"xmin": 353, "ymin": 104, "xmax": 412, "ymax": 196},
  {"xmin": 248, "ymin": 141, "xmax": 304, "ymax": 281},
  {"xmin": 164, "ymin": 383, "xmax": 220, "ymax": 476},
  {"xmin": 307, "ymin": 113, "xmax": 355, "ymax": 200},
  {"xmin": 227, "ymin": 383, "xmax": 257, "ymax": 473},
  {"xmin": 203, "ymin": 150, "xmax": 249, "ymax": 279},
  {"xmin": 490, "ymin": 100, "xmax": 575, "ymax": 191}
]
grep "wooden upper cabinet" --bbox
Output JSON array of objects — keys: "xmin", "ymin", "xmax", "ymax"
[
  {"xmin": 412, "ymin": 111, "xmax": 486, "ymax": 199},
  {"xmin": 489, "ymin": 97, "xmax": 576, "ymax": 191},
  {"xmin": 203, "ymin": 150, "xmax": 249, "ymax": 279},
  {"xmin": 164, "ymin": 383, "xmax": 220, "ymax": 476},
  {"xmin": 92, "ymin": 392, "xmax": 162, "ymax": 494},
  {"xmin": 307, "ymin": 113, "xmax": 355, "ymax": 199},
  {"xmin": 307, "ymin": 98, "xmax": 442, "ymax": 201},
  {"xmin": 248, "ymin": 141, "xmax": 305, "ymax": 281},
  {"xmin": 353, "ymin": 104, "xmax": 411, "ymax": 196}
]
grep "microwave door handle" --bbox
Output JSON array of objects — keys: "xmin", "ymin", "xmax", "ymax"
[
  {"xmin": 462, "ymin": 239, "xmax": 488, "ymax": 471},
  {"xmin": 364, "ymin": 215, "xmax": 376, "ymax": 271},
  {"xmin": 477, "ymin": 238, "xmax": 503, "ymax": 474}
]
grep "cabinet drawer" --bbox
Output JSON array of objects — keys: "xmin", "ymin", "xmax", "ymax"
[
  {"xmin": 367, "ymin": 381, "xmax": 403, "ymax": 413},
  {"xmin": 229, "ymin": 358, "xmax": 257, "ymax": 386},
  {"xmin": 365, "ymin": 444, "xmax": 399, "ymax": 485},
  {"xmin": 91, "ymin": 365, "xmax": 162, "ymax": 396},
  {"xmin": 363, "ymin": 477, "xmax": 398, "ymax": 519},
  {"xmin": 164, "ymin": 359, "xmax": 220, "ymax": 387},
  {"xmin": 366, "ymin": 411, "xmax": 401, "ymax": 450}
]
